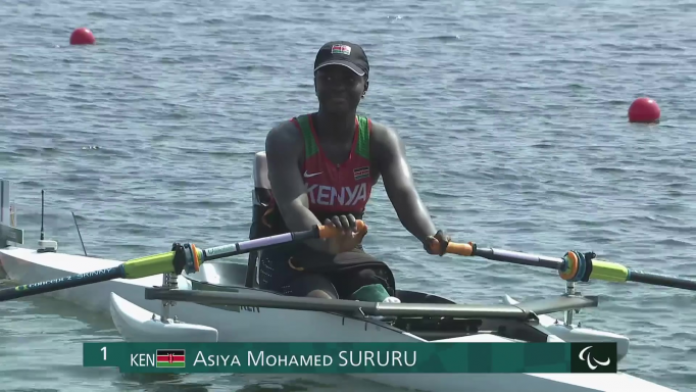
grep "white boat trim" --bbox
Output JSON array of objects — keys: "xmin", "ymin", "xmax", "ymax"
[{"xmin": 109, "ymin": 292, "xmax": 219, "ymax": 343}]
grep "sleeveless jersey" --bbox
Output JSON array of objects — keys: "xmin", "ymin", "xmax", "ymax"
[{"xmin": 290, "ymin": 113, "xmax": 373, "ymax": 218}]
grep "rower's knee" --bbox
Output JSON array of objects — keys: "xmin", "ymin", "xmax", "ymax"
[
  {"xmin": 306, "ymin": 289, "xmax": 336, "ymax": 299},
  {"xmin": 344, "ymin": 268, "xmax": 396, "ymax": 302},
  {"xmin": 294, "ymin": 274, "xmax": 339, "ymax": 299},
  {"xmin": 355, "ymin": 267, "xmax": 379, "ymax": 283},
  {"xmin": 348, "ymin": 267, "xmax": 388, "ymax": 290}
]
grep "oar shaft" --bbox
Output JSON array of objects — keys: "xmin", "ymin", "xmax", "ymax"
[
  {"xmin": 474, "ymin": 248, "xmax": 565, "ymax": 270},
  {"xmin": 201, "ymin": 224, "xmax": 332, "ymax": 261},
  {"xmin": 629, "ymin": 271, "xmax": 696, "ymax": 291},
  {"xmin": 0, "ymin": 266, "xmax": 124, "ymax": 301},
  {"xmin": 439, "ymin": 243, "xmax": 565, "ymax": 270}
]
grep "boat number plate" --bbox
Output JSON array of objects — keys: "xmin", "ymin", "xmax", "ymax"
[{"xmin": 241, "ymin": 306, "xmax": 260, "ymax": 313}]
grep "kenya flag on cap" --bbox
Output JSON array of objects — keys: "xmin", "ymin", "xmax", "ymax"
[{"xmin": 331, "ymin": 45, "xmax": 351, "ymax": 55}]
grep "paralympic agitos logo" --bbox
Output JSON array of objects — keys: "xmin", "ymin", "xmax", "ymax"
[
  {"xmin": 579, "ymin": 346, "xmax": 611, "ymax": 370},
  {"xmin": 570, "ymin": 343, "xmax": 617, "ymax": 373}
]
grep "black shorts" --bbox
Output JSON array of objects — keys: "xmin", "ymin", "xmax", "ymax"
[{"xmin": 257, "ymin": 244, "xmax": 394, "ymax": 299}]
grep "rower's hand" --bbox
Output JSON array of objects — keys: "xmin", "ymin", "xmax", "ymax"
[
  {"xmin": 324, "ymin": 214, "xmax": 366, "ymax": 254},
  {"xmin": 423, "ymin": 230, "xmax": 451, "ymax": 256}
]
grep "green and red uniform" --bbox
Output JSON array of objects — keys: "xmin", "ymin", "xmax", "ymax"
[
  {"xmin": 291, "ymin": 113, "xmax": 373, "ymax": 219},
  {"xmin": 257, "ymin": 113, "xmax": 395, "ymax": 299}
]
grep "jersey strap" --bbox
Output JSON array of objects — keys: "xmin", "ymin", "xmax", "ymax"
[
  {"xmin": 356, "ymin": 115, "xmax": 369, "ymax": 159},
  {"xmin": 292, "ymin": 114, "xmax": 371, "ymax": 160},
  {"xmin": 295, "ymin": 114, "xmax": 319, "ymax": 159}
]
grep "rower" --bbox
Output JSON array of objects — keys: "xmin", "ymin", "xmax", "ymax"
[{"xmin": 252, "ymin": 41, "xmax": 450, "ymax": 303}]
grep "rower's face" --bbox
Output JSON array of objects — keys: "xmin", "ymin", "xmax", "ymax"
[{"xmin": 314, "ymin": 66, "xmax": 368, "ymax": 113}]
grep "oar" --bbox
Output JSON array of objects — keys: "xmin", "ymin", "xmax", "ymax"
[
  {"xmin": 431, "ymin": 241, "xmax": 696, "ymax": 292},
  {"xmin": 0, "ymin": 221, "xmax": 366, "ymax": 302}
]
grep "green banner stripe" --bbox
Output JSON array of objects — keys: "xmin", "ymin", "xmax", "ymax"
[
  {"xmin": 83, "ymin": 342, "xmax": 618, "ymax": 374},
  {"xmin": 157, "ymin": 361, "xmax": 185, "ymax": 367}
]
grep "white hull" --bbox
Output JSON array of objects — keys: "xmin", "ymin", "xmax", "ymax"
[{"xmin": 0, "ymin": 246, "xmax": 677, "ymax": 392}]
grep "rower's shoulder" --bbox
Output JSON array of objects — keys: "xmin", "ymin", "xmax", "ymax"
[
  {"xmin": 368, "ymin": 120, "xmax": 402, "ymax": 148},
  {"xmin": 265, "ymin": 119, "xmax": 303, "ymax": 151}
]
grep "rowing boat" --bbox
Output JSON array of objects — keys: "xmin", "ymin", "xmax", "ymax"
[
  {"xmin": 2, "ymin": 241, "xmax": 672, "ymax": 392},
  {"xmin": 0, "ymin": 159, "xmax": 687, "ymax": 391}
]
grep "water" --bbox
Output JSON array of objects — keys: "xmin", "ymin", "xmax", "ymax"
[{"xmin": 1, "ymin": 0, "xmax": 696, "ymax": 390}]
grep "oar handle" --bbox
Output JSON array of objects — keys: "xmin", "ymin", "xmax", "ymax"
[
  {"xmin": 441, "ymin": 242, "xmax": 475, "ymax": 256},
  {"xmin": 317, "ymin": 220, "xmax": 368, "ymax": 239}
]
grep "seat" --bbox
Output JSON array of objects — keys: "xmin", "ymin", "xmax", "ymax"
[{"xmin": 245, "ymin": 151, "xmax": 272, "ymax": 288}]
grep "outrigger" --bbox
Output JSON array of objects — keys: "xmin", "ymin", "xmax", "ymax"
[{"xmin": 0, "ymin": 155, "xmax": 691, "ymax": 391}]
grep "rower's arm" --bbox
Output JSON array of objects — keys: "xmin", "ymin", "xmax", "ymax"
[
  {"xmin": 265, "ymin": 122, "xmax": 331, "ymax": 252},
  {"xmin": 373, "ymin": 123, "xmax": 437, "ymax": 243}
]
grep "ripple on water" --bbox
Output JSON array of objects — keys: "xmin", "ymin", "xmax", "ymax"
[{"xmin": 2, "ymin": 0, "xmax": 696, "ymax": 391}]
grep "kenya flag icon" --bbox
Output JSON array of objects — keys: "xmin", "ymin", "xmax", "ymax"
[{"xmin": 156, "ymin": 349, "xmax": 185, "ymax": 368}]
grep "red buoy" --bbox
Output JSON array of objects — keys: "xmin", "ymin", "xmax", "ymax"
[
  {"xmin": 628, "ymin": 97, "xmax": 660, "ymax": 123},
  {"xmin": 70, "ymin": 28, "xmax": 96, "ymax": 45}
]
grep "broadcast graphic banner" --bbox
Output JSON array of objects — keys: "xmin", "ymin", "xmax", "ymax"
[{"xmin": 83, "ymin": 342, "xmax": 617, "ymax": 374}]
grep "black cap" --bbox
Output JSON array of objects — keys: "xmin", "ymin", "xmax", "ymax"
[{"xmin": 313, "ymin": 41, "xmax": 369, "ymax": 77}]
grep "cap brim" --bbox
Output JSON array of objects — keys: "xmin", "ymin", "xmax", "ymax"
[{"xmin": 314, "ymin": 61, "xmax": 365, "ymax": 76}]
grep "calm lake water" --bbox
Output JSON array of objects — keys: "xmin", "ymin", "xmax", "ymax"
[{"xmin": 1, "ymin": 0, "xmax": 695, "ymax": 391}]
